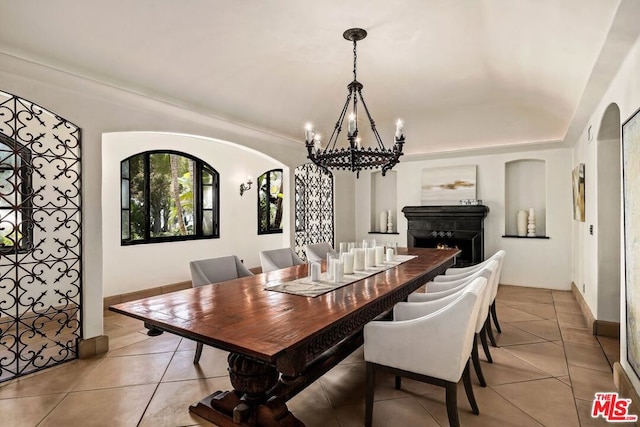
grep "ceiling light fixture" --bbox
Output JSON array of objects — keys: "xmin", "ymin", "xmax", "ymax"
[{"xmin": 304, "ymin": 28, "xmax": 405, "ymax": 177}]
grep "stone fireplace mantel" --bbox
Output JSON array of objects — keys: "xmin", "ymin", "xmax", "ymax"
[{"xmin": 402, "ymin": 205, "xmax": 490, "ymax": 267}]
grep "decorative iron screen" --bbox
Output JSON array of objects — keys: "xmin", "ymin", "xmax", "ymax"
[
  {"xmin": 294, "ymin": 163, "xmax": 334, "ymax": 259},
  {"xmin": 0, "ymin": 91, "xmax": 82, "ymax": 383}
]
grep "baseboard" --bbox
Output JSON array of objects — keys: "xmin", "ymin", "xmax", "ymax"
[
  {"xmin": 78, "ymin": 335, "xmax": 109, "ymax": 358},
  {"xmin": 104, "ymin": 280, "xmax": 192, "ymax": 310},
  {"xmin": 571, "ymin": 282, "xmax": 597, "ymax": 333},
  {"xmin": 614, "ymin": 363, "xmax": 640, "ymax": 420},
  {"xmin": 570, "ymin": 282, "xmax": 620, "ymax": 338}
]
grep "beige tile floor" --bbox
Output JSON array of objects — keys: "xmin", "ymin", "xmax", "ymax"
[{"xmin": 0, "ymin": 285, "xmax": 628, "ymax": 426}]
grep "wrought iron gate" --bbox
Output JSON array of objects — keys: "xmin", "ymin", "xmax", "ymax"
[
  {"xmin": 294, "ymin": 163, "xmax": 334, "ymax": 259},
  {"xmin": 0, "ymin": 91, "xmax": 82, "ymax": 382}
]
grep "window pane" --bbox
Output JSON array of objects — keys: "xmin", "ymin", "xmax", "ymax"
[
  {"xmin": 202, "ymin": 210, "xmax": 213, "ymax": 236},
  {"xmin": 121, "ymin": 211, "xmax": 130, "ymax": 240},
  {"xmin": 149, "ymin": 153, "xmax": 195, "ymax": 238},
  {"xmin": 203, "ymin": 185, "xmax": 213, "ymax": 209},
  {"xmin": 121, "ymin": 160, "xmax": 129, "ymax": 179},
  {"xmin": 121, "ymin": 179, "xmax": 129, "ymax": 209},
  {"xmin": 202, "ymin": 169, "xmax": 212, "ymax": 185},
  {"xmin": 128, "ymin": 155, "xmax": 145, "ymax": 240}
]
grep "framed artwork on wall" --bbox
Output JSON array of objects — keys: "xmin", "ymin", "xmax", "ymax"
[
  {"xmin": 622, "ymin": 107, "xmax": 640, "ymax": 380},
  {"xmin": 572, "ymin": 163, "xmax": 585, "ymax": 222},
  {"xmin": 420, "ymin": 165, "xmax": 476, "ymax": 205}
]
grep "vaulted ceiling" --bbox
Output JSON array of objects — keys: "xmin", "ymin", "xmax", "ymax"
[{"xmin": 0, "ymin": 0, "xmax": 635, "ymax": 156}]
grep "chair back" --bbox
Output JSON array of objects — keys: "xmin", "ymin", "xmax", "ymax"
[
  {"xmin": 304, "ymin": 242, "xmax": 337, "ymax": 262},
  {"xmin": 259, "ymin": 248, "xmax": 305, "ymax": 273},
  {"xmin": 190, "ymin": 255, "xmax": 253, "ymax": 287}
]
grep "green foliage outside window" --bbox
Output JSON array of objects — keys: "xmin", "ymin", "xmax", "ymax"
[
  {"xmin": 258, "ymin": 169, "xmax": 283, "ymax": 234},
  {"xmin": 121, "ymin": 151, "xmax": 218, "ymax": 244}
]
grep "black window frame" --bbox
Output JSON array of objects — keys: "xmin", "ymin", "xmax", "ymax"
[
  {"xmin": 120, "ymin": 150, "xmax": 219, "ymax": 245},
  {"xmin": 0, "ymin": 133, "xmax": 32, "ymax": 254},
  {"xmin": 257, "ymin": 168, "xmax": 284, "ymax": 235}
]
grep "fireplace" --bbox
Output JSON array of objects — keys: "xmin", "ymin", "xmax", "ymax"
[{"xmin": 402, "ymin": 205, "xmax": 490, "ymax": 267}]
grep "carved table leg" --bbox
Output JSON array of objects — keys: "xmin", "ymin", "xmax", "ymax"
[{"xmin": 190, "ymin": 353, "xmax": 304, "ymax": 427}]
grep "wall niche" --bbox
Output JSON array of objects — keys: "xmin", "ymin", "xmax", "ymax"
[
  {"xmin": 370, "ymin": 170, "xmax": 398, "ymax": 234},
  {"xmin": 504, "ymin": 159, "xmax": 548, "ymax": 238}
]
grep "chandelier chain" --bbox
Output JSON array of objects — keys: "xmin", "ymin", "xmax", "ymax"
[{"xmin": 353, "ymin": 39, "xmax": 357, "ymax": 82}]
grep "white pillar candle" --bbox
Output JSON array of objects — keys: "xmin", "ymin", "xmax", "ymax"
[
  {"xmin": 342, "ymin": 252, "xmax": 354, "ymax": 274},
  {"xmin": 375, "ymin": 246, "xmax": 385, "ymax": 265},
  {"xmin": 332, "ymin": 260, "xmax": 344, "ymax": 283},
  {"xmin": 386, "ymin": 248, "xmax": 395, "ymax": 262},
  {"xmin": 353, "ymin": 248, "xmax": 365, "ymax": 271},
  {"xmin": 310, "ymin": 262, "xmax": 321, "ymax": 282},
  {"xmin": 395, "ymin": 119, "xmax": 403, "ymax": 139},
  {"xmin": 365, "ymin": 247, "xmax": 376, "ymax": 268},
  {"xmin": 327, "ymin": 257, "xmax": 335, "ymax": 281}
]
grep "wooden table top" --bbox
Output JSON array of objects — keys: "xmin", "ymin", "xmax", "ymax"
[{"xmin": 110, "ymin": 247, "xmax": 458, "ymax": 375}]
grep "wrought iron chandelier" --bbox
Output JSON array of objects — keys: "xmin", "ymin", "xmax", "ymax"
[{"xmin": 304, "ymin": 28, "xmax": 405, "ymax": 177}]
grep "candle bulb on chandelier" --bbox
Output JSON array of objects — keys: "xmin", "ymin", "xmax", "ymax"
[
  {"xmin": 305, "ymin": 123, "xmax": 314, "ymax": 143},
  {"xmin": 313, "ymin": 134, "xmax": 322, "ymax": 151},
  {"xmin": 395, "ymin": 119, "xmax": 404, "ymax": 139},
  {"xmin": 348, "ymin": 113, "xmax": 356, "ymax": 135},
  {"xmin": 355, "ymin": 137, "xmax": 361, "ymax": 149}
]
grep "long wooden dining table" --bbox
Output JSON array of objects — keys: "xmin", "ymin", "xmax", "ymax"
[{"xmin": 109, "ymin": 247, "xmax": 459, "ymax": 427}]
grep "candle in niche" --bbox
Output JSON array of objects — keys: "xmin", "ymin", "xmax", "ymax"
[
  {"xmin": 379, "ymin": 211, "xmax": 388, "ymax": 233},
  {"xmin": 353, "ymin": 248, "xmax": 365, "ymax": 271},
  {"xmin": 342, "ymin": 252, "xmax": 354, "ymax": 274}
]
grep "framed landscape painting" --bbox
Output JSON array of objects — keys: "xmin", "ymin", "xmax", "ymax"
[
  {"xmin": 421, "ymin": 165, "xmax": 476, "ymax": 205},
  {"xmin": 622, "ymin": 107, "xmax": 640, "ymax": 379}
]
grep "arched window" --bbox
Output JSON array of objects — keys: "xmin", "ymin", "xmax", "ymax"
[
  {"xmin": 257, "ymin": 169, "xmax": 283, "ymax": 234},
  {"xmin": 0, "ymin": 133, "xmax": 32, "ymax": 252},
  {"xmin": 121, "ymin": 151, "xmax": 219, "ymax": 244}
]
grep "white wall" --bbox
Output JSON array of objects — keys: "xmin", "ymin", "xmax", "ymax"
[
  {"xmin": 570, "ymin": 32, "xmax": 640, "ymax": 394},
  {"xmin": 102, "ymin": 132, "xmax": 289, "ymax": 297},
  {"xmin": 355, "ymin": 148, "xmax": 574, "ymax": 289},
  {"xmin": 0, "ymin": 53, "xmax": 307, "ymax": 339}
]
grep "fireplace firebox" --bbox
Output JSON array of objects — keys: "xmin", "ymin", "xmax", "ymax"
[{"xmin": 402, "ymin": 205, "xmax": 490, "ymax": 267}]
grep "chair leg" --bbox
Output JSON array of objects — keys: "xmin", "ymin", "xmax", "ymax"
[
  {"xmin": 471, "ymin": 334, "xmax": 487, "ymax": 387},
  {"xmin": 491, "ymin": 301, "xmax": 502, "ymax": 333},
  {"xmin": 365, "ymin": 363, "xmax": 375, "ymax": 427},
  {"xmin": 194, "ymin": 342, "xmax": 203, "ymax": 364},
  {"xmin": 462, "ymin": 360, "xmax": 480, "ymax": 415},
  {"xmin": 395, "ymin": 375, "xmax": 402, "ymax": 390},
  {"xmin": 480, "ymin": 323, "xmax": 493, "ymax": 363},
  {"xmin": 445, "ymin": 381, "xmax": 460, "ymax": 427},
  {"xmin": 485, "ymin": 316, "xmax": 497, "ymax": 347}
]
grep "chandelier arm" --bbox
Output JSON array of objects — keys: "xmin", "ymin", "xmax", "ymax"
[
  {"xmin": 357, "ymin": 90, "xmax": 386, "ymax": 150},
  {"xmin": 327, "ymin": 90, "xmax": 354, "ymax": 151}
]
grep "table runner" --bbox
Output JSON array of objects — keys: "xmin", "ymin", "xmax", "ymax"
[{"xmin": 264, "ymin": 254, "xmax": 417, "ymax": 297}]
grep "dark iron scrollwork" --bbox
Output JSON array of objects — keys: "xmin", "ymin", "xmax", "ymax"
[
  {"xmin": 0, "ymin": 90, "xmax": 82, "ymax": 383},
  {"xmin": 294, "ymin": 163, "xmax": 334, "ymax": 260}
]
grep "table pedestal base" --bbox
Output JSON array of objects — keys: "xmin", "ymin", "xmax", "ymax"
[{"xmin": 190, "ymin": 390, "xmax": 303, "ymax": 427}]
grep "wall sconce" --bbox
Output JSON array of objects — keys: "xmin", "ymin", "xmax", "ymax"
[{"xmin": 239, "ymin": 177, "xmax": 253, "ymax": 196}]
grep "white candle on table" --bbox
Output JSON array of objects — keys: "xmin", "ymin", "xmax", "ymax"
[
  {"xmin": 342, "ymin": 252, "xmax": 354, "ymax": 274},
  {"xmin": 353, "ymin": 248, "xmax": 365, "ymax": 271},
  {"xmin": 365, "ymin": 247, "xmax": 376, "ymax": 268},
  {"xmin": 386, "ymin": 248, "xmax": 395, "ymax": 262},
  {"xmin": 375, "ymin": 246, "xmax": 384, "ymax": 265},
  {"xmin": 310, "ymin": 262, "xmax": 321, "ymax": 282},
  {"xmin": 332, "ymin": 260, "xmax": 344, "ymax": 283}
]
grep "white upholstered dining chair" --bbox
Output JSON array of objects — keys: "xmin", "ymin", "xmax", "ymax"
[
  {"xmin": 189, "ymin": 255, "xmax": 253, "ymax": 363},
  {"xmin": 407, "ymin": 261, "xmax": 499, "ymax": 387},
  {"xmin": 364, "ymin": 277, "xmax": 488, "ymax": 427},
  {"xmin": 259, "ymin": 247, "xmax": 305, "ymax": 273},
  {"xmin": 304, "ymin": 242, "xmax": 338, "ymax": 262},
  {"xmin": 437, "ymin": 250, "xmax": 506, "ymax": 342}
]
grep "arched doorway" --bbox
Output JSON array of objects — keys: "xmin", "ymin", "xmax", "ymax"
[{"xmin": 596, "ymin": 103, "xmax": 621, "ymax": 329}]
